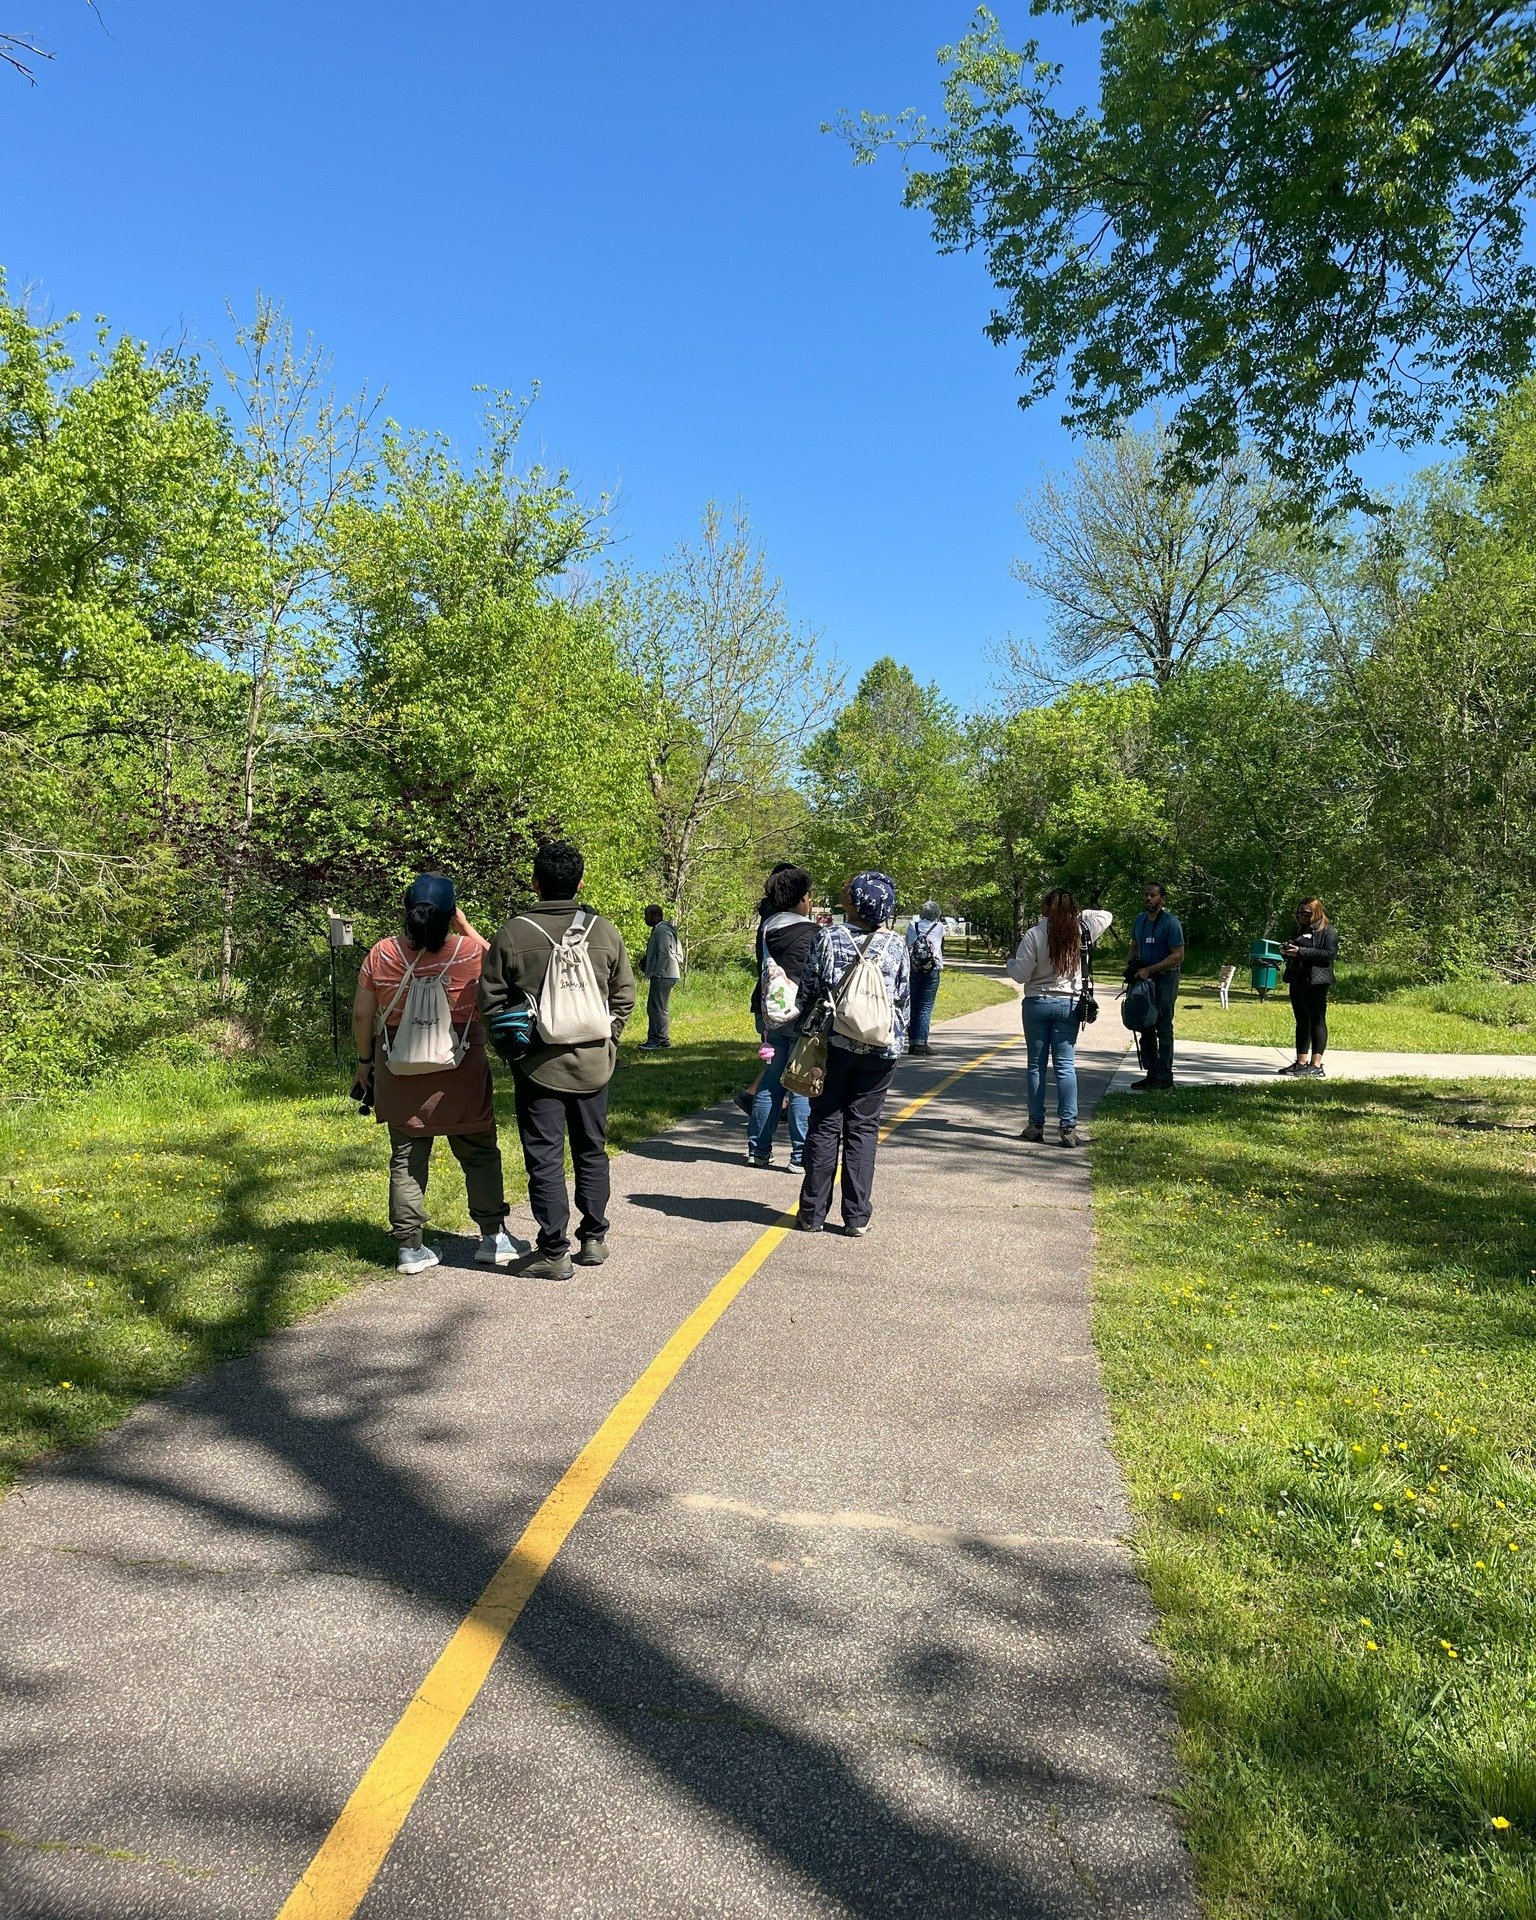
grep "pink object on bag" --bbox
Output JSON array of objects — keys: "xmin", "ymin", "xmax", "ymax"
[{"xmin": 758, "ymin": 1044, "xmax": 775, "ymax": 1062}]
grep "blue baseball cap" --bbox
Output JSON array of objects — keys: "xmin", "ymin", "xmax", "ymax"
[{"xmin": 405, "ymin": 872, "xmax": 456, "ymax": 914}]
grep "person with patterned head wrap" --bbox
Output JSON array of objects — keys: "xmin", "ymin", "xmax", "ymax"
[{"xmin": 792, "ymin": 871, "xmax": 910, "ymax": 1237}]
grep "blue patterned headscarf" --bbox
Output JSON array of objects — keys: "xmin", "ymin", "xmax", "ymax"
[{"xmin": 848, "ymin": 870, "xmax": 896, "ymax": 928}]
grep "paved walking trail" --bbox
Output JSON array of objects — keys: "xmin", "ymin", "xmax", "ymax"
[
  {"xmin": 1122, "ymin": 1036, "xmax": 1536, "ymax": 1087},
  {"xmin": 0, "ymin": 1000, "xmax": 1199, "ymax": 1920}
]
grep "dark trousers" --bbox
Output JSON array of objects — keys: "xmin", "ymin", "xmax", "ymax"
[
  {"xmin": 645, "ymin": 974, "xmax": 676, "ymax": 1047},
  {"xmin": 1143, "ymin": 969, "xmax": 1179, "ymax": 1084},
  {"xmin": 797, "ymin": 1047, "xmax": 896, "ymax": 1231},
  {"xmin": 909, "ymin": 967, "xmax": 941, "ymax": 1046},
  {"xmin": 512, "ymin": 1073, "xmax": 611, "ymax": 1254},
  {"xmin": 1291, "ymin": 981, "xmax": 1329, "ymax": 1056}
]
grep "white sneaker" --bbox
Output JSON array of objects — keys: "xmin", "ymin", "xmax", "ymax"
[
  {"xmin": 397, "ymin": 1244, "xmax": 441, "ymax": 1276},
  {"xmin": 474, "ymin": 1231, "xmax": 516, "ymax": 1268}
]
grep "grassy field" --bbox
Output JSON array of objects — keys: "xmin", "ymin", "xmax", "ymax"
[
  {"xmin": 1177, "ymin": 970, "xmax": 1536, "ymax": 1054},
  {"xmin": 1092, "ymin": 1078, "xmax": 1536, "ymax": 1918},
  {"xmin": 0, "ymin": 965, "xmax": 1014, "ymax": 1490}
]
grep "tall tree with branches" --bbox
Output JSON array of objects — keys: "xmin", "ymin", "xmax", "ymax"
[
  {"xmin": 211, "ymin": 298, "xmax": 377, "ymax": 1001},
  {"xmin": 1008, "ymin": 427, "xmax": 1284, "ymax": 690},
  {"xmin": 611, "ymin": 502, "xmax": 841, "ymax": 928}
]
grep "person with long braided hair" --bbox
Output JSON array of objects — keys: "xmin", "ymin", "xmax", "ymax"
[{"xmin": 1006, "ymin": 888, "xmax": 1113, "ymax": 1147}]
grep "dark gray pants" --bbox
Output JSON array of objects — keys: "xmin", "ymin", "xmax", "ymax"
[
  {"xmin": 387, "ymin": 1127, "xmax": 506, "ymax": 1247},
  {"xmin": 797, "ymin": 1047, "xmax": 896, "ymax": 1231},
  {"xmin": 513, "ymin": 1073, "xmax": 611, "ymax": 1255},
  {"xmin": 645, "ymin": 974, "xmax": 676, "ymax": 1047},
  {"xmin": 1145, "ymin": 970, "xmax": 1180, "ymax": 1084}
]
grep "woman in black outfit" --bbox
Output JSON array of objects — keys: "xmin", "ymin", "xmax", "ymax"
[{"xmin": 1279, "ymin": 897, "xmax": 1338, "ymax": 1077}]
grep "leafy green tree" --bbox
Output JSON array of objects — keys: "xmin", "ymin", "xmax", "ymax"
[
  {"xmin": 960, "ymin": 686, "xmax": 1161, "ymax": 943},
  {"xmin": 803, "ymin": 657, "xmax": 968, "ymax": 909},
  {"xmin": 0, "ymin": 284, "xmax": 252, "ymax": 1083},
  {"xmin": 1314, "ymin": 415, "xmax": 1536, "ymax": 966},
  {"xmin": 844, "ymin": 4, "xmax": 1536, "ymax": 508},
  {"xmin": 328, "ymin": 403, "xmax": 651, "ymax": 942}
]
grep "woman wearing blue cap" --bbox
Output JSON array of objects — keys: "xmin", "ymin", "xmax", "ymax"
[
  {"xmin": 792, "ymin": 871, "xmax": 910, "ymax": 1236},
  {"xmin": 351, "ymin": 872, "xmax": 512, "ymax": 1274}
]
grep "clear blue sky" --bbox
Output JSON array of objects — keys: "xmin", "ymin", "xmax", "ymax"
[
  {"xmin": 2, "ymin": 2, "xmax": 1419, "ymax": 708},
  {"xmin": 1, "ymin": 1, "xmax": 1112, "ymax": 708}
]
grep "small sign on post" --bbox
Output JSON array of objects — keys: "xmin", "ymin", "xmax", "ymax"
[{"xmin": 325, "ymin": 910, "xmax": 354, "ymax": 1062}]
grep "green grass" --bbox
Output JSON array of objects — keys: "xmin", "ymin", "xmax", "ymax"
[
  {"xmin": 0, "ymin": 966, "xmax": 1015, "ymax": 1490},
  {"xmin": 1092, "ymin": 1079, "xmax": 1536, "ymax": 1918},
  {"xmin": 1178, "ymin": 970, "xmax": 1536, "ymax": 1053}
]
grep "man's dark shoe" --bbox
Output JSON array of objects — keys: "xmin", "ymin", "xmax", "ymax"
[
  {"xmin": 1128, "ymin": 1075, "xmax": 1152, "ymax": 1091},
  {"xmin": 796, "ymin": 1215, "xmax": 823, "ymax": 1232},
  {"xmin": 1059, "ymin": 1125, "xmax": 1080, "ymax": 1148},
  {"xmin": 1151, "ymin": 1079, "xmax": 1174, "ymax": 1091},
  {"xmin": 787, "ymin": 1156, "xmax": 804, "ymax": 1173},
  {"xmin": 842, "ymin": 1220, "xmax": 871, "ymax": 1238},
  {"xmin": 1278, "ymin": 1060, "xmax": 1307, "ymax": 1076},
  {"xmin": 1306, "ymin": 1063, "xmax": 1327, "ymax": 1077},
  {"xmin": 520, "ymin": 1248, "xmax": 575, "ymax": 1282},
  {"xmin": 574, "ymin": 1234, "xmax": 609, "ymax": 1266},
  {"xmin": 1020, "ymin": 1121, "xmax": 1045, "ymax": 1143}
]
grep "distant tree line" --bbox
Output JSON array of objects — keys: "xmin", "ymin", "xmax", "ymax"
[{"xmin": 6, "ymin": 274, "xmax": 1535, "ymax": 1094}]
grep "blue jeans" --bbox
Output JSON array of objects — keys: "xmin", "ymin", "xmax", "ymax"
[
  {"xmin": 909, "ymin": 966, "xmax": 941, "ymax": 1046},
  {"xmin": 1024, "ymin": 994, "xmax": 1080, "ymax": 1130},
  {"xmin": 749, "ymin": 1027, "xmax": 809, "ymax": 1162}
]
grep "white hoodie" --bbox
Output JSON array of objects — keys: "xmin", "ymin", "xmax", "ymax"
[{"xmin": 1007, "ymin": 908, "xmax": 1114, "ymax": 997}]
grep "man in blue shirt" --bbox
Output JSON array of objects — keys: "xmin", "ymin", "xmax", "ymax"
[{"xmin": 1127, "ymin": 882, "xmax": 1185, "ymax": 1089}]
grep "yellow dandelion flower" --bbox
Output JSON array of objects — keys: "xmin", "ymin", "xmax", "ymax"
[
  {"xmin": 1491, "ymin": 1817, "xmax": 1511, "ymax": 1831},
  {"xmin": 1365, "ymin": 1640, "xmax": 1378, "ymax": 1651}
]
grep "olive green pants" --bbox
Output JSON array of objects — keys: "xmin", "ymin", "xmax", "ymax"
[{"xmin": 386, "ymin": 1127, "xmax": 507, "ymax": 1247}]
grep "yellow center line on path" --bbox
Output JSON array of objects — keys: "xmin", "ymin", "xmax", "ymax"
[{"xmin": 276, "ymin": 1032, "xmax": 1022, "ymax": 1920}]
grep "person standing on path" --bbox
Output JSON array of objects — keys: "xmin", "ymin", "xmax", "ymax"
[
  {"xmin": 1279, "ymin": 896, "xmax": 1338, "ymax": 1078},
  {"xmin": 479, "ymin": 841, "xmax": 636, "ymax": 1281},
  {"xmin": 794, "ymin": 871, "xmax": 910, "ymax": 1237},
  {"xmin": 905, "ymin": 900, "xmax": 945, "ymax": 1054},
  {"xmin": 1007, "ymin": 889, "xmax": 1113, "ymax": 1147},
  {"xmin": 351, "ymin": 873, "xmax": 513, "ymax": 1275},
  {"xmin": 747, "ymin": 863, "xmax": 817, "ymax": 1171},
  {"xmin": 638, "ymin": 904, "xmax": 682, "ymax": 1052},
  {"xmin": 1126, "ymin": 883, "xmax": 1186, "ymax": 1090}
]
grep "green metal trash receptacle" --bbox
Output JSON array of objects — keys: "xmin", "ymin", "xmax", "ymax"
[{"xmin": 1249, "ymin": 937, "xmax": 1283, "ymax": 998}]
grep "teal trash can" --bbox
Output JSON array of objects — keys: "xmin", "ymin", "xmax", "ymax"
[{"xmin": 1249, "ymin": 937, "xmax": 1283, "ymax": 999}]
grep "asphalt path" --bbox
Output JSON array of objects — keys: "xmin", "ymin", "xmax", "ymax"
[{"xmin": 0, "ymin": 1000, "xmax": 1196, "ymax": 1919}]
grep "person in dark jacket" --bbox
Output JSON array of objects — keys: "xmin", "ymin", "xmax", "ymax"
[
  {"xmin": 479, "ymin": 840, "xmax": 636, "ymax": 1280},
  {"xmin": 1278, "ymin": 897, "xmax": 1338, "ymax": 1078},
  {"xmin": 747, "ymin": 863, "xmax": 817, "ymax": 1170}
]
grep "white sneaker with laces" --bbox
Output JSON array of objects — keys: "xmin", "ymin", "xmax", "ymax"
[
  {"xmin": 474, "ymin": 1231, "xmax": 516, "ymax": 1268},
  {"xmin": 397, "ymin": 1244, "xmax": 441, "ymax": 1276}
]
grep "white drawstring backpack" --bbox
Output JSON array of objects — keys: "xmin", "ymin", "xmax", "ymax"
[
  {"xmin": 832, "ymin": 930, "xmax": 899, "ymax": 1048},
  {"xmin": 515, "ymin": 910, "xmax": 613, "ymax": 1045},
  {"xmin": 377, "ymin": 938, "xmax": 469, "ymax": 1075}
]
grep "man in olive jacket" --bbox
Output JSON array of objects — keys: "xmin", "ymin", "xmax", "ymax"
[{"xmin": 480, "ymin": 840, "xmax": 636, "ymax": 1280}]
